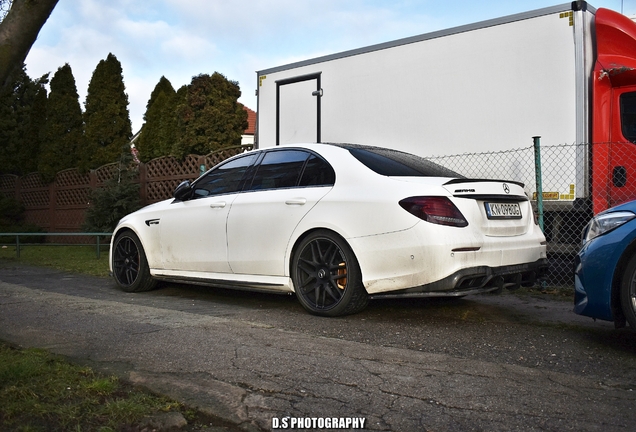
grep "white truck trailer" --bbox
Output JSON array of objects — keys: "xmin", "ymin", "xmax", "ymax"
[{"xmin": 255, "ymin": 2, "xmax": 636, "ymax": 250}]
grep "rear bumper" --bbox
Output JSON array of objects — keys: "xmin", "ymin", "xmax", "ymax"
[{"xmin": 369, "ymin": 258, "xmax": 548, "ymax": 299}]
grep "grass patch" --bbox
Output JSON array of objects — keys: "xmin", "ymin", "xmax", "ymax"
[
  {"xmin": 0, "ymin": 245, "xmax": 110, "ymax": 277},
  {"xmin": 0, "ymin": 343, "xmax": 185, "ymax": 431}
]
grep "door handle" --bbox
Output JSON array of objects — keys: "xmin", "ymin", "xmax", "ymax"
[
  {"xmin": 209, "ymin": 202, "xmax": 226, "ymax": 208},
  {"xmin": 285, "ymin": 198, "xmax": 307, "ymax": 206}
]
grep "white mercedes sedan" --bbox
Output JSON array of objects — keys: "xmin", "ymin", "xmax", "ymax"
[{"xmin": 110, "ymin": 143, "xmax": 548, "ymax": 316}]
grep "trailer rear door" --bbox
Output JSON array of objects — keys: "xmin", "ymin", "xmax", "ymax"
[{"xmin": 276, "ymin": 74, "xmax": 321, "ymax": 145}]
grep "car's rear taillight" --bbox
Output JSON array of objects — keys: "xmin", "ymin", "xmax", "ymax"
[{"xmin": 399, "ymin": 196, "xmax": 468, "ymax": 227}]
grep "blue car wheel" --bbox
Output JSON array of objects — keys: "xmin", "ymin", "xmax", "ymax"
[{"xmin": 620, "ymin": 254, "xmax": 636, "ymax": 329}]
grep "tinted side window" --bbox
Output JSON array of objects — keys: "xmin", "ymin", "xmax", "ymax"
[
  {"xmin": 248, "ymin": 150, "xmax": 309, "ymax": 190},
  {"xmin": 621, "ymin": 91, "xmax": 636, "ymax": 143},
  {"xmin": 192, "ymin": 153, "xmax": 258, "ymax": 198},
  {"xmin": 299, "ymin": 154, "xmax": 335, "ymax": 186}
]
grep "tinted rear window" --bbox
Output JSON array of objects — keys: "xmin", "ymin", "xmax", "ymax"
[
  {"xmin": 299, "ymin": 154, "xmax": 336, "ymax": 186},
  {"xmin": 345, "ymin": 145, "xmax": 463, "ymax": 178},
  {"xmin": 248, "ymin": 150, "xmax": 308, "ymax": 190}
]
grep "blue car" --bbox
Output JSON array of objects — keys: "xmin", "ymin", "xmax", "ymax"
[{"xmin": 574, "ymin": 200, "xmax": 636, "ymax": 329}]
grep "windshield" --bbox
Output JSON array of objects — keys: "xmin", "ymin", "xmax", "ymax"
[{"xmin": 621, "ymin": 91, "xmax": 636, "ymax": 143}]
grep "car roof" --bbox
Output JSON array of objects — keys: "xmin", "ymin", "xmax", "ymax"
[{"xmin": 278, "ymin": 142, "xmax": 464, "ymax": 179}]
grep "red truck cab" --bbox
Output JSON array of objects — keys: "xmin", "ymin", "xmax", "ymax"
[{"xmin": 593, "ymin": 8, "xmax": 636, "ymax": 213}]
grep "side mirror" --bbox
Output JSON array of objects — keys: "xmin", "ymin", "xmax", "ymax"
[{"xmin": 174, "ymin": 180, "xmax": 192, "ymax": 201}]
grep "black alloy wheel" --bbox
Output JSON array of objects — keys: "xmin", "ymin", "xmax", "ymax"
[
  {"xmin": 112, "ymin": 231, "xmax": 156, "ymax": 293},
  {"xmin": 292, "ymin": 230, "xmax": 368, "ymax": 317}
]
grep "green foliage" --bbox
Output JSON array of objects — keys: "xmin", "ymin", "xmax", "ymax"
[
  {"xmin": 83, "ymin": 177, "xmax": 140, "ymax": 233},
  {"xmin": 83, "ymin": 53, "xmax": 132, "ymax": 170},
  {"xmin": 0, "ymin": 65, "xmax": 48, "ymax": 175},
  {"xmin": 83, "ymin": 150, "xmax": 141, "ymax": 233},
  {"xmin": 136, "ymin": 76, "xmax": 176, "ymax": 162},
  {"xmin": 167, "ymin": 84, "xmax": 187, "ymax": 153},
  {"xmin": 144, "ymin": 75, "xmax": 176, "ymax": 120},
  {"xmin": 2, "ymin": 58, "xmax": 249, "ymax": 180},
  {"xmin": 0, "ymin": 193, "xmax": 24, "ymax": 226},
  {"xmin": 37, "ymin": 63, "xmax": 85, "ymax": 182},
  {"xmin": 22, "ymin": 73, "xmax": 48, "ymax": 174},
  {"xmin": 0, "ymin": 194, "xmax": 43, "ymax": 243},
  {"xmin": 172, "ymin": 72, "xmax": 248, "ymax": 160}
]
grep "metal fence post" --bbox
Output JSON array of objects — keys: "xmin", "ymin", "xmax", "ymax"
[{"xmin": 533, "ymin": 136, "xmax": 544, "ymax": 232}]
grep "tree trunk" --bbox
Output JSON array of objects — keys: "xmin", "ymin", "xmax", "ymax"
[{"xmin": 0, "ymin": 0, "xmax": 59, "ymax": 89}]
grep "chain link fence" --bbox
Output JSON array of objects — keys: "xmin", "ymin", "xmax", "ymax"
[
  {"xmin": 425, "ymin": 142, "xmax": 603, "ymax": 289},
  {"xmin": 3, "ymin": 141, "xmax": 630, "ymax": 289}
]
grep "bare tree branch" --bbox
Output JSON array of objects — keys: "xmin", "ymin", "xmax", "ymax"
[
  {"xmin": 0, "ymin": 0, "xmax": 59, "ymax": 89},
  {"xmin": 0, "ymin": 1, "xmax": 14, "ymax": 22}
]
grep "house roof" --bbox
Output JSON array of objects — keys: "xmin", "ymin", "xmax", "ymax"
[{"xmin": 242, "ymin": 105, "xmax": 256, "ymax": 135}]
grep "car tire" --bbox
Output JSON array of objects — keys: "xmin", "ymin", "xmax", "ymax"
[
  {"xmin": 292, "ymin": 230, "xmax": 368, "ymax": 317},
  {"xmin": 620, "ymin": 254, "xmax": 636, "ymax": 329},
  {"xmin": 112, "ymin": 230, "xmax": 157, "ymax": 293}
]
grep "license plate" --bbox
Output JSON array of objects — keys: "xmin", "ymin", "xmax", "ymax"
[{"xmin": 484, "ymin": 202, "xmax": 522, "ymax": 219}]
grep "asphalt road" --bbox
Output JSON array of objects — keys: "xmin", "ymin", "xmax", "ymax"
[{"xmin": 1, "ymin": 262, "xmax": 635, "ymax": 431}]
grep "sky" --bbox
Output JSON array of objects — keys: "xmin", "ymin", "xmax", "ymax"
[{"xmin": 23, "ymin": 0, "xmax": 635, "ymax": 133}]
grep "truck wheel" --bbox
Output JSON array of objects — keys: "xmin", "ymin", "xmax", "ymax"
[
  {"xmin": 292, "ymin": 230, "xmax": 368, "ymax": 317},
  {"xmin": 620, "ymin": 254, "xmax": 636, "ymax": 329},
  {"xmin": 112, "ymin": 230, "xmax": 157, "ymax": 293}
]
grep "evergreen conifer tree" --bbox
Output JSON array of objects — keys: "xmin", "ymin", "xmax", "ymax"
[
  {"xmin": 0, "ymin": 71, "xmax": 19, "ymax": 174},
  {"xmin": 165, "ymin": 85, "xmax": 187, "ymax": 157},
  {"xmin": 136, "ymin": 76, "xmax": 176, "ymax": 162},
  {"xmin": 83, "ymin": 53, "xmax": 132, "ymax": 170},
  {"xmin": 83, "ymin": 145, "xmax": 141, "ymax": 233},
  {"xmin": 173, "ymin": 72, "xmax": 247, "ymax": 160},
  {"xmin": 38, "ymin": 63, "xmax": 84, "ymax": 182},
  {"xmin": 0, "ymin": 65, "xmax": 48, "ymax": 175},
  {"xmin": 25, "ymin": 80, "xmax": 48, "ymax": 173}
]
